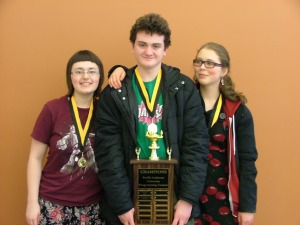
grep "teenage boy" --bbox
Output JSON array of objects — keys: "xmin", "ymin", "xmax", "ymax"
[{"xmin": 95, "ymin": 13, "xmax": 209, "ymax": 225}]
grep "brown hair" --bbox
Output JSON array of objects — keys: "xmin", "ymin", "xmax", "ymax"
[
  {"xmin": 130, "ymin": 13, "xmax": 171, "ymax": 49},
  {"xmin": 195, "ymin": 42, "xmax": 247, "ymax": 103},
  {"xmin": 66, "ymin": 50, "xmax": 104, "ymax": 97}
]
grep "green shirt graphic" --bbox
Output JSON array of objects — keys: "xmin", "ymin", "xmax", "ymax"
[{"xmin": 132, "ymin": 73, "xmax": 166, "ymax": 159}]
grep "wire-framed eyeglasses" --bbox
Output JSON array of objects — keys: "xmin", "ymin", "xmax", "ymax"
[{"xmin": 71, "ymin": 69, "xmax": 100, "ymax": 76}]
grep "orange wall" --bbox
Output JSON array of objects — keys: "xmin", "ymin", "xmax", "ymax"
[{"xmin": 1, "ymin": 0, "xmax": 300, "ymax": 224}]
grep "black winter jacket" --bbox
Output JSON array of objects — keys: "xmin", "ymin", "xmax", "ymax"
[
  {"xmin": 224, "ymin": 102, "xmax": 258, "ymax": 214},
  {"xmin": 95, "ymin": 64, "xmax": 209, "ymax": 225}
]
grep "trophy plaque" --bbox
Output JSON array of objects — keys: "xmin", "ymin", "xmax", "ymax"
[
  {"xmin": 130, "ymin": 123, "xmax": 177, "ymax": 225},
  {"xmin": 130, "ymin": 159, "xmax": 177, "ymax": 225}
]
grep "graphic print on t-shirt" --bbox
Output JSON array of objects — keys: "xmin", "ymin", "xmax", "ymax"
[
  {"xmin": 56, "ymin": 125, "xmax": 98, "ymax": 175},
  {"xmin": 138, "ymin": 102, "xmax": 162, "ymax": 125},
  {"xmin": 137, "ymin": 100, "xmax": 166, "ymax": 159}
]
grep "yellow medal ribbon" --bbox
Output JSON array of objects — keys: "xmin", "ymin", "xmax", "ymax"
[
  {"xmin": 211, "ymin": 94, "xmax": 222, "ymax": 128},
  {"xmin": 135, "ymin": 68, "xmax": 162, "ymax": 112},
  {"xmin": 71, "ymin": 96, "xmax": 93, "ymax": 146}
]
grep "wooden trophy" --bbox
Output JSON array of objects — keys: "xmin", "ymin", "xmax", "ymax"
[{"xmin": 130, "ymin": 123, "xmax": 177, "ymax": 225}]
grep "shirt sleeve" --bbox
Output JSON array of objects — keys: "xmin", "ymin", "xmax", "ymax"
[
  {"xmin": 236, "ymin": 104, "xmax": 258, "ymax": 212},
  {"xmin": 31, "ymin": 104, "xmax": 53, "ymax": 145}
]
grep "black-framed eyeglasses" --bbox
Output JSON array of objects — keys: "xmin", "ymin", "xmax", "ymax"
[{"xmin": 193, "ymin": 59, "xmax": 222, "ymax": 68}]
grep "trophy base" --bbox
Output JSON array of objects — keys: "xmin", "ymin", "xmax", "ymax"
[
  {"xmin": 137, "ymin": 224, "xmax": 171, "ymax": 225},
  {"xmin": 149, "ymin": 148, "xmax": 159, "ymax": 160},
  {"xmin": 130, "ymin": 159, "xmax": 177, "ymax": 225},
  {"xmin": 149, "ymin": 156, "xmax": 159, "ymax": 160}
]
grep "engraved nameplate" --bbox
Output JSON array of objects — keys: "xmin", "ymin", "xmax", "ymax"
[{"xmin": 138, "ymin": 169, "xmax": 169, "ymax": 188}]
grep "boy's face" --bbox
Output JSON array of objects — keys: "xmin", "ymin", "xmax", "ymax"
[{"xmin": 132, "ymin": 31, "xmax": 167, "ymax": 70}]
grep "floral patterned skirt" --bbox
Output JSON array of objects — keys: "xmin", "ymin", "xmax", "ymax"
[{"xmin": 39, "ymin": 198, "xmax": 105, "ymax": 225}]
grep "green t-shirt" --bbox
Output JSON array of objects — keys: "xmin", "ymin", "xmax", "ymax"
[{"xmin": 132, "ymin": 73, "xmax": 166, "ymax": 159}]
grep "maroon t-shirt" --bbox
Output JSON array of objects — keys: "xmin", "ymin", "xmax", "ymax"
[{"xmin": 31, "ymin": 96, "xmax": 102, "ymax": 206}]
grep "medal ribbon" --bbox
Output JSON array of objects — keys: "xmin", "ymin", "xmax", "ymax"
[
  {"xmin": 211, "ymin": 94, "xmax": 223, "ymax": 128},
  {"xmin": 135, "ymin": 67, "xmax": 162, "ymax": 113},
  {"xmin": 70, "ymin": 96, "xmax": 94, "ymax": 147}
]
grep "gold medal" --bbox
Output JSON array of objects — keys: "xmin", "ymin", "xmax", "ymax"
[
  {"xmin": 78, "ymin": 153, "xmax": 87, "ymax": 168},
  {"xmin": 70, "ymin": 96, "xmax": 93, "ymax": 169}
]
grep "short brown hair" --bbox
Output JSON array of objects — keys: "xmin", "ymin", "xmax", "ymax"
[{"xmin": 130, "ymin": 13, "xmax": 171, "ymax": 49}]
